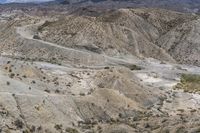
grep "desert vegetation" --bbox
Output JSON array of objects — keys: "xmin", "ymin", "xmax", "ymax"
[
  {"xmin": 0, "ymin": 1, "xmax": 200, "ymax": 133},
  {"xmin": 175, "ymin": 74, "xmax": 200, "ymax": 93}
]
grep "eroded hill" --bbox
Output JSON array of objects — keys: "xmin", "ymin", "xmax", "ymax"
[
  {"xmin": 0, "ymin": 5, "xmax": 200, "ymax": 133},
  {"xmin": 37, "ymin": 8, "xmax": 200, "ymax": 66}
]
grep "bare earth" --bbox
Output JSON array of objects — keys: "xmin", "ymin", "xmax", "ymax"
[{"xmin": 0, "ymin": 7, "xmax": 200, "ymax": 133}]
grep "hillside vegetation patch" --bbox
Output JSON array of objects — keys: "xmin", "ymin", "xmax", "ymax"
[{"xmin": 175, "ymin": 74, "xmax": 200, "ymax": 93}]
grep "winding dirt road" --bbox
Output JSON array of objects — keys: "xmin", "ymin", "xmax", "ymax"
[{"xmin": 15, "ymin": 19, "xmax": 200, "ymax": 116}]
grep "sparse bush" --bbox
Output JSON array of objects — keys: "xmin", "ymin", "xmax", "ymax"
[
  {"xmin": 44, "ymin": 89, "xmax": 50, "ymax": 93},
  {"xmin": 175, "ymin": 74, "xmax": 200, "ymax": 93},
  {"xmin": 65, "ymin": 127, "xmax": 79, "ymax": 133},
  {"xmin": 9, "ymin": 69, "xmax": 12, "ymax": 73},
  {"xmin": 144, "ymin": 123, "xmax": 150, "ymax": 128},
  {"xmin": 104, "ymin": 67, "xmax": 110, "ymax": 69},
  {"xmin": 177, "ymin": 109, "xmax": 184, "ymax": 112},
  {"xmin": 54, "ymin": 81, "xmax": 59, "ymax": 85},
  {"xmin": 128, "ymin": 64, "xmax": 142, "ymax": 71},
  {"xmin": 97, "ymin": 83, "xmax": 104, "ymax": 88},
  {"xmin": 190, "ymin": 109, "xmax": 197, "ymax": 113},
  {"xmin": 37, "ymin": 126, "xmax": 42, "ymax": 131},
  {"xmin": 107, "ymin": 99, "xmax": 109, "ymax": 102},
  {"xmin": 54, "ymin": 124, "xmax": 62, "ymax": 130},
  {"xmin": 118, "ymin": 113, "xmax": 123, "ymax": 118},
  {"xmin": 33, "ymin": 34, "xmax": 41, "ymax": 40},
  {"xmin": 6, "ymin": 81, "xmax": 10, "ymax": 85},
  {"xmin": 14, "ymin": 119, "xmax": 24, "ymax": 129},
  {"xmin": 9, "ymin": 73, "xmax": 15, "ymax": 78},
  {"xmin": 22, "ymin": 130, "xmax": 29, "ymax": 133},
  {"xmin": 30, "ymin": 125, "xmax": 36, "ymax": 132},
  {"xmin": 31, "ymin": 80, "xmax": 36, "ymax": 84},
  {"xmin": 55, "ymin": 89, "xmax": 60, "ymax": 93},
  {"xmin": 79, "ymin": 93, "xmax": 85, "ymax": 96}
]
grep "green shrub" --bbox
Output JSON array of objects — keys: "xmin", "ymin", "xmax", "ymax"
[
  {"xmin": 181, "ymin": 74, "xmax": 200, "ymax": 83},
  {"xmin": 175, "ymin": 74, "xmax": 200, "ymax": 93},
  {"xmin": 65, "ymin": 127, "xmax": 79, "ymax": 133}
]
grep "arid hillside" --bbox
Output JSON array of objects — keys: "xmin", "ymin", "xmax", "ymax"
[
  {"xmin": 37, "ymin": 8, "xmax": 200, "ymax": 66},
  {"xmin": 0, "ymin": 5, "xmax": 200, "ymax": 133}
]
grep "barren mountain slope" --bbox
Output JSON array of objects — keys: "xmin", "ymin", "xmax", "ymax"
[
  {"xmin": 38, "ymin": 8, "xmax": 175, "ymax": 61},
  {"xmin": 1, "ymin": 8, "xmax": 200, "ymax": 66},
  {"xmin": 133, "ymin": 8, "xmax": 198, "ymax": 34},
  {"xmin": 1, "ymin": 51, "xmax": 200, "ymax": 133},
  {"xmin": 37, "ymin": 8, "xmax": 200, "ymax": 66},
  {"xmin": 0, "ymin": 6, "xmax": 200, "ymax": 133},
  {"xmin": 49, "ymin": 0, "xmax": 200, "ymax": 13},
  {"xmin": 0, "ymin": 57, "xmax": 161, "ymax": 133},
  {"xmin": 157, "ymin": 18, "xmax": 200, "ymax": 66}
]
